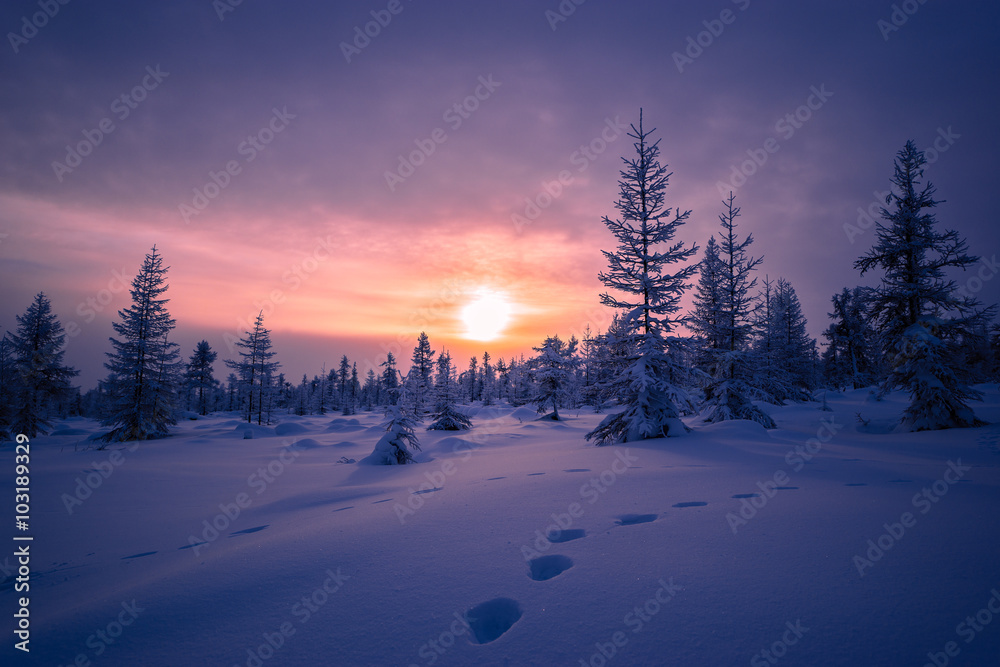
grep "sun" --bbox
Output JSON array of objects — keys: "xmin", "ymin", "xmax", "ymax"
[{"xmin": 461, "ymin": 290, "xmax": 512, "ymax": 341}]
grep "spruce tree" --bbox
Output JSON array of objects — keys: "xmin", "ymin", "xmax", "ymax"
[
  {"xmin": 855, "ymin": 140, "xmax": 995, "ymax": 430},
  {"xmin": 224, "ymin": 311, "xmax": 280, "ymax": 425},
  {"xmin": 698, "ymin": 193, "xmax": 776, "ymax": 428},
  {"xmin": 7, "ymin": 293, "xmax": 79, "ymax": 437},
  {"xmin": 428, "ymin": 351, "xmax": 472, "ymax": 430},
  {"xmin": 184, "ymin": 340, "xmax": 218, "ymax": 415},
  {"xmin": 407, "ymin": 332, "xmax": 435, "ymax": 414},
  {"xmin": 585, "ymin": 110, "xmax": 700, "ymax": 445},
  {"xmin": 101, "ymin": 246, "xmax": 182, "ymax": 442}
]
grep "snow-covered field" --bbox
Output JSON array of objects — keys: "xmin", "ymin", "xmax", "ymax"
[{"xmin": 3, "ymin": 388, "xmax": 1000, "ymax": 666}]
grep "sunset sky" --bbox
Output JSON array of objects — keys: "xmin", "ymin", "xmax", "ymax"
[{"xmin": 1, "ymin": 1, "xmax": 998, "ymax": 389}]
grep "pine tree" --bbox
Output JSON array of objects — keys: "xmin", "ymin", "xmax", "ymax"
[
  {"xmin": 184, "ymin": 340, "xmax": 218, "ymax": 416},
  {"xmin": 585, "ymin": 111, "xmax": 700, "ymax": 445},
  {"xmin": 224, "ymin": 311, "xmax": 280, "ymax": 425},
  {"xmin": 755, "ymin": 277, "xmax": 815, "ymax": 402},
  {"xmin": 7, "ymin": 293, "xmax": 79, "ymax": 437},
  {"xmin": 690, "ymin": 236, "xmax": 727, "ymax": 361},
  {"xmin": 367, "ymin": 383, "xmax": 421, "ymax": 464},
  {"xmin": 380, "ymin": 353, "xmax": 399, "ymax": 405},
  {"xmin": 428, "ymin": 351, "xmax": 472, "ymax": 430},
  {"xmin": 699, "ymin": 193, "xmax": 776, "ymax": 428},
  {"xmin": 530, "ymin": 335, "xmax": 579, "ymax": 421},
  {"xmin": 481, "ymin": 351, "xmax": 494, "ymax": 406},
  {"xmin": 407, "ymin": 332, "xmax": 435, "ymax": 415},
  {"xmin": 856, "ymin": 140, "xmax": 995, "ymax": 430},
  {"xmin": 0, "ymin": 333, "xmax": 18, "ymax": 440},
  {"xmin": 101, "ymin": 246, "xmax": 182, "ymax": 442},
  {"xmin": 821, "ymin": 287, "xmax": 879, "ymax": 390}
]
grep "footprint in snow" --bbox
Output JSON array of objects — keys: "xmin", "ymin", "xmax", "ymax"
[
  {"xmin": 775, "ymin": 486, "xmax": 798, "ymax": 490},
  {"xmin": 527, "ymin": 555, "xmax": 573, "ymax": 581},
  {"xmin": 179, "ymin": 542, "xmax": 206, "ymax": 550},
  {"xmin": 465, "ymin": 598, "xmax": 522, "ymax": 644},
  {"xmin": 333, "ymin": 506, "xmax": 354, "ymax": 512},
  {"xmin": 545, "ymin": 528, "xmax": 586, "ymax": 544},
  {"xmin": 615, "ymin": 513, "xmax": 657, "ymax": 526},
  {"xmin": 732, "ymin": 493, "xmax": 760, "ymax": 499},
  {"xmin": 230, "ymin": 525, "xmax": 269, "ymax": 536},
  {"xmin": 672, "ymin": 501, "xmax": 707, "ymax": 508},
  {"xmin": 844, "ymin": 483, "xmax": 867, "ymax": 487},
  {"xmin": 372, "ymin": 498, "xmax": 393, "ymax": 504},
  {"xmin": 487, "ymin": 477, "xmax": 506, "ymax": 481},
  {"xmin": 527, "ymin": 473, "xmax": 545, "ymax": 476},
  {"xmin": 122, "ymin": 551, "xmax": 157, "ymax": 560},
  {"xmin": 563, "ymin": 468, "xmax": 590, "ymax": 473},
  {"xmin": 412, "ymin": 487, "xmax": 441, "ymax": 495}
]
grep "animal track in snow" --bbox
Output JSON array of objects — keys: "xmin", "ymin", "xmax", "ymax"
[
  {"xmin": 563, "ymin": 468, "xmax": 590, "ymax": 473},
  {"xmin": 732, "ymin": 493, "xmax": 760, "ymax": 499},
  {"xmin": 412, "ymin": 487, "xmax": 441, "ymax": 495},
  {"xmin": 122, "ymin": 551, "xmax": 157, "ymax": 560},
  {"xmin": 672, "ymin": 501, "xmax": 707, "ymax": 508},
  {"xmin": 230, "ymin": 525, "xmax": 269, "ymax": 536},
  {"xmin": 527, "ymin": 473, "xmax": 546, "ymax": 476},
  {"xmin": 775, "ymin": 486, "xmax": 798, "ymax": 490}
]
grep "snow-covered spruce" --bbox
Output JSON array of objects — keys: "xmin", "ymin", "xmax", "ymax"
[
  {"xmin": 427, "ymin": 351, "xmax": 472, "ymax": 431},
  {"xmin": 530, "ymin": 335, "xmax": 579, "ymax": 421},
  {"xmin": 855, "ymin": 140, "xmax": 996, "ymax": 431},
  {"xmin": 7, "ymin": 292, "xmax": 79, "ymax": 438},
  {"xmin": 367, "ymin": 402, "xmax": 422, "ymax": 464},
  {"xmin": 100, "ymin": 246, "xmax": 183, "ymax": 443},
  {"xmin": 692, "ymin": 192, "xmax": 776, "ymax": 429},
  {"xmin": 225, "ymin": 311, "xmax": 281, "ymax": 426},
  {"xmin": 586, "ymin": 110, "xmax": 700, "ymax": 445}
]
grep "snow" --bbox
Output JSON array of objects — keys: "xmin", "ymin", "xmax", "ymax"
[{"xmin": 4, "ymin": 389, "xmax": 1000, "ymax": 665}]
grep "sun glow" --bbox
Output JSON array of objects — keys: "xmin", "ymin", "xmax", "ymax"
[{"xmin": 461, "ymin": 290, "xmax": 512, "ymax": 341}]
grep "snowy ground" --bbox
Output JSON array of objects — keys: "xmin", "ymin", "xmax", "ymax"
[{"xmin": 3, "ymin": 388, "xmax": 1000, "ymax": 666}]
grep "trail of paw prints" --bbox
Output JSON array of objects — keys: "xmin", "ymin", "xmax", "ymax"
[{"xmin": 230, "ymin": 525, "xmax": 269, "ymax": 536}]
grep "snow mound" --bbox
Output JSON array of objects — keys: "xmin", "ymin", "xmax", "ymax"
[
  {"xmin": 285, "ymin": 438, "xmax": 324, "ymax": 450},
  {"xmin": 697, "ymin": 419, "xmax": 771, "ymax": 441},
  {"xmin": 233, "ymin": 424, "xmax": 276, "ymax": 439},
  {"xmin": 510, "ymin": 406, "xmax": 540, "ymax": 421},
  {"xmin": 274, "ymin": 423, "xmax": 310, "ymax": 436},
  {"xmin": 327, "ymin": 418, "xmax": 364, "ymax": 432}
]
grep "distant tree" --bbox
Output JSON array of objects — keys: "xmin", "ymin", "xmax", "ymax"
[
  {"xmin": 362, "ymin": 368, "xmax": 378, "ymax": 411},
  {"xmin": 481, "ymin": 351, "xmax": 494, "ymax": 406},
  {"xmin": 755, "ymin": 277, "xmax": 815, "ymax": 402},
  {"xmin": 224, "ymin": 311, "xmax": 280, "ymax": 425},
  {"xmin": 101, "ymin": 247, "xmax": 182, "ymax": 442},
  {"xmin": 855, "ymin": 140, "xmax": 995, "ymax": 430},
  {"xmin": 689, "ymin": 236, "xmax": 727, "ymax": 363},
  {"xmin": 464, "ymin": 355, "xmax": 479, "ymax": 403},
  {"xmin": 7, "ymin": 293, "xmax": 79, "ymax": 437},
  {"xmin": 184, "ymin": 340, "xmax": 218, "ymax": 416},
  {"xmin": 586, "ymin": 111, "xmax": 700, "ymax": 445},
  {"xmin": 428, "ymin": 351, "xmax": 472, "ymax": 430}
]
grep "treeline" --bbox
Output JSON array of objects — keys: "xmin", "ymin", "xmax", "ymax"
[{"xmin": 3, "ymin": 116, "xmax": 999, "ymax": 445}]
